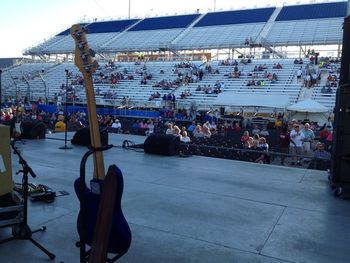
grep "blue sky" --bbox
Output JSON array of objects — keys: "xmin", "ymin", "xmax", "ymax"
[{"xmin": 0, "ymin": 0, "xmax": 333, "ymax": 58}]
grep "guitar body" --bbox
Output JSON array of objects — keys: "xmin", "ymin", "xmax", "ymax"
[{"xmin": 74, "ymin": 165, "xmax": 131, "ymax": 255}]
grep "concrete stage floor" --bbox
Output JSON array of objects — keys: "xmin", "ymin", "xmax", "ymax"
[{"xmin": 0, "ymin": 132, "xmax": 349, "ymax": 263}]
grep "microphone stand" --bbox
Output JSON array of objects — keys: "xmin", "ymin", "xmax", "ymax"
[
  {"xmin": 59, "ymin": 69, "xmax": 72, "ymax": 150},
  {"xmin": 0, "ymin": 141, "xmax": 56, "ymax": 260}
]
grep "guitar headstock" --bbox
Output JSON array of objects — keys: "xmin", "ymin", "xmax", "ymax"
[{"xmin": 70, "ymin": 24, "xmax": 98, "ymax": 77}]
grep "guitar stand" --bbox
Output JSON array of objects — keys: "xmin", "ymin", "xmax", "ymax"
[
  {"xmin": 0, "ymin": 142, "xmax": 55, "ymax": 260},
  {"xmin": 76, "ymin": 145, "xmax": 124, "ymax": 263}
]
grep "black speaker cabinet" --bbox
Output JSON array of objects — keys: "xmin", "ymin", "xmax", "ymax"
[
  {"xmin": 144, "ymin": 134, "xmax": 180, "ymax": 156},
  {"xmin": 330, "ymin": 15, "xmax": 350, "ymax": 197},
  {"xmin": 21, "ymin": 121, "xmax": 46, "ymax": 139},
  {"xmin": 331, "ymin": 84, "xmax": 350, "ymax": 190},
  {"xmin": 339, "ymin": 16, "xmax": 350, "ymax": 86},
  {"xmin": 71, "ymin": 127, "xmax": 109, "ymax": 146}
]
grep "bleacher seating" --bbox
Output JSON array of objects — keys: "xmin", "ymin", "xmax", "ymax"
[
  {"xmin": 26, "ymin": 19, "xmax": 139, "ymax": 54},
  {"xmin": 173, "ymin": 8, "xmax": 275, "ymax": 49},
  {"xmin": 1, "ymin": 62, "xmax": 57, "ymax": 99},
  {"xmin": 266, "ymin": 18, "xmax": 343, "ymax": 45},
  {"xmin": 101, "ymin": 29, "xmax": 184, "ymax": 52},
  {"xmin": 194, "ymin": 8, "xmax": 275, "ymax": 27},
  {"xmin": 266, "ymin": 2, "xmax": 346, "ymax": 45},
  {"xmin": 101, "ymin": 14, "xmax": 200, "ymax": 52},
  {"xmin": 275, "ymin": 2, "xmax": 346, "ymax": 21},
  {"xmin": 128, "ymin": 14, "xmax": 200, "ymax": 31},
  {"xmin": 4, "ymin": 2, "xmax": 343, "ymax": 115},
  {"xmin": 2, "ymin": 59, "xmax": 309, "ymax": 111},
  {"xmin": 173, "ymin": 23, "xmax": 265, "ymax": 50},
  {"xmin": 24, "ymin": 2, "xmax": 345, "ymax": 54}
]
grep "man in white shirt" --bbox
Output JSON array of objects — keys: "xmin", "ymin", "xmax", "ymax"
[
  {"xmin": 289, "ymin": 124, "xmax": 305, "ymax": 166},
  {"xmin": 111, "ymin": 119, "xmax": 122, "ymax": 133},
  {"xmin": 302, "ymin": 123, "xmax": 315, "ymax": 157}
]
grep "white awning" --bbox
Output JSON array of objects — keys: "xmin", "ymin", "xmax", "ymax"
[{"xmin": 287, "ymin": 99, "xmax": 329, "ymax": 113}]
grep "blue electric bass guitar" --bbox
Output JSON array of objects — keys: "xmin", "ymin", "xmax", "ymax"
[{"xmin": 70, "ymin": 24, "xmax": 131, "ymax": 262}]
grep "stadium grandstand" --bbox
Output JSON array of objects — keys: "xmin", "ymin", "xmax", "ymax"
[{"xmin": 0, "ymin": 1, "xmax": 344, "ymax": 121}]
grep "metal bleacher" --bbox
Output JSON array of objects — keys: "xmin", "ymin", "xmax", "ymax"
[
  {"xmin": 101, "ymin": 14, "xmax": 200, "ymax": 52},
  {"xmin": 173, "ymin": 7, "xmax": 275, "ymax": 50},
  {"xmin": 266, "ymin": 2, "xmax": 346, "ymax": 46},
  {"xmin": 7, "ymin": 1, "xmax": 344, "ymax": 113},
  {"xmin": 24, "ymin": 2, "xmax": 346, "ymax": 55}
]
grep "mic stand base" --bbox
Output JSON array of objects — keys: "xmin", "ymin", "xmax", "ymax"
[
  {"xmin": 59, "ymin": 145, "xmax": 73, "ymax": 150},
  {"xmin": 0, "ymin": 224, "xmax": 55, "ymax": 260}
]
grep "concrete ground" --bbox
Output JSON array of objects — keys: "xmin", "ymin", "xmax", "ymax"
[{"xmin": 0, "ymin": 132, "xmax": 349, "ymax": 263}]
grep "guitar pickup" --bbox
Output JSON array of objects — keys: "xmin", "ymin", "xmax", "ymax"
[{"xmin": 90, "ymin": 179, "xmax": 102, "ymax": 195}]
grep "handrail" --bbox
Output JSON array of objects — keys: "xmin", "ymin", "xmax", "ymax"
[
  {"xmin": 21, "ymin": 72, "xmax": 31, "ymax": 99},
  {"xmin": 38, "ymin": 71, "xmax": 48, "ymax": 103}
]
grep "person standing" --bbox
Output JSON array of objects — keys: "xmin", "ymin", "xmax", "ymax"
[
  {"xmin": 279, "ymin": 126, "xmax": 290, "ymax": 165},
  {"xmin": 301, "ymin": 123, "xmax": 315, "ymax": 159},
  {"xmin": 289, "ymin": 124, "xmax": 305, "ymax": 166}
]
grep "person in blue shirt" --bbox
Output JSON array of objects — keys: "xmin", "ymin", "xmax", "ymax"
[{"xmin": 187, "ymin": 121, "xmax": 196, "ymax": 133}]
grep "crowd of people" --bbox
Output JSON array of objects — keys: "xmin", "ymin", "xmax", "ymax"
[
  {"xmin": 0, "ymin": 100, "xmax": 333, "ymax": 170},
  {"xmin": 152, "ymin": 111, "xmax": 332, "ymax": 168}
]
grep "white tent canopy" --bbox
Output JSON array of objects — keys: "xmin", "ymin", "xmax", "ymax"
[
  {"xmin": 214, "ymin": 94, "xmax": 290, "ymax": 108},
  {"xmin": 286, "ymin": 99, "xmax": 329, "ymax": 113}
]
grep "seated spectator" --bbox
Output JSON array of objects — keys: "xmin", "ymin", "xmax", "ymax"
[
  {"xmin": 326, "ymin": 86, "xmax": 333, "ymax": 94},
  {"xmin": 173, "ymin": 125, "xmax": 182, "ymax": 138},
  {"xmin": 180, "ymin": 131, "xmax": 191, "ymax": 143},
  {"xmin": 319, "ymin": 127, "xmax": 330, "ymax": 143},
  {"xmin": 241, "ymin": 131, "xmax": 250, "ymax": 143},
  {"xmin": 165, "ymin": 123, "xmax": 174, "ymax": 135},
  {"xmin": 193, "ymin": 125, "xmax": 204, "ymax": 138},
  {"xmin": 251, "ymin": 125, "xmax": 260, "ymax": 136},
  {"xmin": 232, "ymin": 122, "xmax": 241, "ymax": 132},
  {"xmin": 146, "ymin": 120, "xmax": 155, "ymax": 136},
  {"xmin": 309, "ymin": 142, "xmax": 331, "ymax": 170},
  {"xmin": 55, "ymin": 120, "xmax": 66, "ymax": 132},
  {"xmin": 259, "ymin": 126, "xmax": 269, "ymax": 137},
  {"xmin": 202, "ymin": 124, "xmax": 211, "ymax": 138},
  {"xmin": 187, "ymin": 121, "xmax": 196, "ymax": 133},
  {"xmin": 259, "ymin": 137, "xmax": 269, "ymax": 152},
  {"xmin": 111, "ymin": 119, "xmax": 122, "ymax": 133}
]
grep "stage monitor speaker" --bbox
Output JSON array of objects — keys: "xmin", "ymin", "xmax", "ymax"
[
  {"xmin": 71, "ymin": 127, "xmax": 109, "ymax": 146},
  {"xmin": 144, "ymin": 134, "xmax": 180, "ymax": 156},
  {"xmin": 21, "ymin": 121, "xmax": 46, "ymax": 139},
  {"xmin": 331, "ymin": 83, "xmax": 350, "ymax": 186}
]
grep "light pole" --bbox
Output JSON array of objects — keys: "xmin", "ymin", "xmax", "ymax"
[
  {"xmin": 59, "ymin": 69, "xmax": 72, "ymax": 150},
  {"xmin": 128, "ymin": 0, "xmax": 131, "ymax": 18}
]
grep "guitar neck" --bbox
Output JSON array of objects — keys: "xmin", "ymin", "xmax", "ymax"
[
  {"xmin": 70, "ymin": 23, "xmax": 105, "ymax": 180},
  {"xmin": 84, "ymin": 75, "xmax": 105, "ymax": 180}
]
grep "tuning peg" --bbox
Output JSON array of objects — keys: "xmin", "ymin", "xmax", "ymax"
[
  {"xmin": 73, "ymin": 30, "xmax": 82, "ymax": 40},
  {"xmin": 89, "ymin": 49, "xmax": 96, "ymax": 57},
  {"xmin": 81, "ymin": 53, "xmax": 88, "ymax": 61}
]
